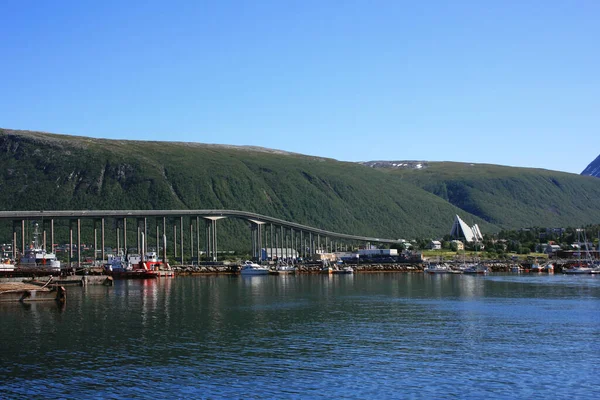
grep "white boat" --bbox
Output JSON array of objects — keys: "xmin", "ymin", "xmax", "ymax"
[
  {"xmin": 424, "ymin": 263, "xmax": 454, "ymax": 274},
  {"xmin": 275, "ymin": 264, "xmax": 296, "ymax": 274},
  {"xmin": 0, "ymin": 258, "xmax": 15, "ymax": 272},
  {"xmin": 463, "ymin": 263, "xmax": 488, "ymax": 275},
  {"xmin": 18, "ymin": 223, "xmax": 61, "ymax": 272},
  {"xmin": 530, "ymin": 262, "xmax": 544, "ymax": 273},
  {"xmin": 563, "ymin": 265, "xmax": 593, "ymax": 275},
  {"xmin": 104, "ymin": 253, "xmax": 131, "ymax": 273},
  {"xmin": 564, "ymin": 229, "xmax": 594, "ymax": 275},
  {"xmin": 510, "ymin": 265, "xmax": 523, "ymax": 273},
  {"xmin": 240, "ymin": 260, "xmax": 270, "ymax": 275},
  {"xmin": 542, "ymin": 263, "xmax": 554, "ymax": 273}
]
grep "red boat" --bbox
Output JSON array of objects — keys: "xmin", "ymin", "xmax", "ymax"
[{"xmin": 104, "ymin": 254, "xmax": 159, "ymax": 279}]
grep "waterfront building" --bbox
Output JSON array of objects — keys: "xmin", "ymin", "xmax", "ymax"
[
  {"xmin": 357, "ymin": 249, "xmax": 398, "ymax": 257},
  {"xmin": 450, "ymin": 240, "xmax": 464, "ymax": 251},
  {"xmin": 261, "ymin": 248, "xmax": 299, "ymax": 261},
  {"xmin": 449, "ymin": 215, "xmax": 483, "ymax": 243},
  {"xmin": 429, "ymin": 241, "xmax": 442, "ymax": 250}
]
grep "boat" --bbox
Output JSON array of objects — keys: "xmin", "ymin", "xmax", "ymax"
[
  {"xmin": 0, "ymin": 258, "xmax": 15, "ymax": 272},
  {"xmin": 0, "ymin": 280, "xmax": 66, "ymax": 303},
  {"xmin": 320, "ymin": 259, "xmax": 333, "ymax": 274},
  {"xmin": 18, "ymin": 223, "xmax": 61, "ymax": 273},
  {"xmin": 562, "ymin": 264, "xmax": 593, "ymax": 275},
  {"xmin": 530, "ymin": 259, "xmax": 544, "ymax": 273},
  {"xmin": 275, "ymin": 264, "xmax": 296, "ymax": 274},
  {"xmin": 510, "ymin": 264, "xmax": 523, "ymax": 273},
  {"xmin": 564, "ymin": 229, "xmax": 594, "ymax": 275},
  {"xmin": 132, "ymin": 251, "xmax": 174, "ymax": 277},
  {"xmin": 542, "ymin": 263, "xmax": 554, "ymax": 273},
  {"xmin": 104, "ymin": 253, "xmax": 158, "ymax": 279},
  {"xmin": 462, "ymin": 263, "xmax": 488, "ymax": 275},
  {"xmin": 240, "ymin": 260, "xmax": 270, "ymax": 275},
  {"xmin": 424, "ymin": 263, "xmax": 454, "ymax": 274},
  {"xmin": 333, "ymin": 266, "xmax": 354, "ymax": 274}
]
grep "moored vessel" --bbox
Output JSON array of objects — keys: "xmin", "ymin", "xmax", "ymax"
[
  {"xmin": 275, "ymin": 264, "xmax": 296, "ymax": 274},
  {"xmin": 240, "ymin": 260, "xmax": 270, "ymax": 275},
  {"xmin": 424, "ymin": 263, "xmax": 454, "ymax": 274},
  {"xmin": 463, "ymin": 264, "xmax": 489, "ymax": 275},
  {"xmin": 104, "ymin": 253, "xmax": 159, "ymax": 279},
  {"xmin": 18, "ymin": 223, "xmax": 61, "ymax": 273}
]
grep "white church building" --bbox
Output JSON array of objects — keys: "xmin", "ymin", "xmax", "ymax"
[{"xmin": 449, "ymin": 215, "xmax": 483, "ymax": 243}]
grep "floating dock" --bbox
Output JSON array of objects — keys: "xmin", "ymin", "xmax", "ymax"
[{"xmin": 0, "ymin": 281, "xmax": 66, "ymax": 303}]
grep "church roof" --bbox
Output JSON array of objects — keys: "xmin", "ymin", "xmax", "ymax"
[{"xmin": 450, "ymin": 215, "xmax": 483, "ymax": 242}]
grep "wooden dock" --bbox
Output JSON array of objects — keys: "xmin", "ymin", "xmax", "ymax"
[{"xmin": 0, "ymin": 281, "xmax": 66, "ymax": 303}]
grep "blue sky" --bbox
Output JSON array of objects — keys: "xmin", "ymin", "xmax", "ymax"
[{"xmin": 1, "ymin": 0, "xmax": 598, "ymax": 174}]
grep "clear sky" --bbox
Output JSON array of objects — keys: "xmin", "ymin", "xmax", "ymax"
[{"xmin": 1, "ymin": 0, "xmax": 598, "ymax": 174}]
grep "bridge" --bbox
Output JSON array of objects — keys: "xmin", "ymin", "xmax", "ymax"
[{"xmin": 0, "ymin": 210, "xmax": 401, "ymax": 267}]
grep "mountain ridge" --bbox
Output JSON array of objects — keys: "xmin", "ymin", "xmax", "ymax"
[
  {"xmin": 2, "ymin": 128, "xmax": 600, "ymax": 244},
  {"xmin": 581, "ymin": 154, "xmax": 600, "ymax": 178}
]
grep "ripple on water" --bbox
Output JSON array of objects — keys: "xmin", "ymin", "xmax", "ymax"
[{"xmin": 1, "ymin": 274, "xmax": 599, "ymax": 399}]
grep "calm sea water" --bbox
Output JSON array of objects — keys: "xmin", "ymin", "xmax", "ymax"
[{"xmin": 1, "ymin": 273, "xmax": 599, "ymax": 399}]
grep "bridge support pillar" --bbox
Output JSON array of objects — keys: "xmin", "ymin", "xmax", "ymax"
[
  {"xmin": 51, "ymin": 219, "xmax": 55, "ymax": 256},
  {"xmin": 123, "ymin": 218, "xmax": 127, "ymax": 258},
  {"xmin": 196, "ymin": 216, "xmax": 201, "ymax": 264},
  {"xmin": 249, "ymin": 219, "xmax": 265, "ymax": 262},
  {"xmin": 162, "ymin": 217, "xmax": 168, "ymax": 264},
  {"xmin": 77, "ymin": 218, "xmax": 81, "ymax": 270},
  {"xmin": 21, "ymin": 219, "xmax": 25, "ymax": 256},
  {"xmin": 101, "ymin": 218, "xmax": 105, "ymax": 261},
  {"xmin": 180, "ymin": 216, "xmax": 184, "ymax": 264},
  {"xmin": 12, "ymin": 221, "xmax": 17, "ymax": 260},
  {"xmin": 69, "ymin": 220, "xmax": 73, "ymax": 265},
  {"xmin": 190, "ymin": 220, "xmax": 194, "ymax": 262},
  {"xmin": 204, "ymin": 217, "xmax": 225, "ymax": 262},
  {"xmin": 93, "ymin": 219, "xmax": 98, "ymax": 261}
]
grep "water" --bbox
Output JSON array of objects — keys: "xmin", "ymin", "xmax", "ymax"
[{"xmin": 1, "ymin": 273, "xmax": 599, "ymax": 399}]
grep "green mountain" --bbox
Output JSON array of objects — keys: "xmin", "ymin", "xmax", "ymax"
[
  {"xmin": 0, "ymin": 129, "xmax": 490, "ymax": 244},
  {"xmin": 2, "ymin": 128, "xmax": 599, "ymax": 247},
  {"xmin": 362, "ymin": 161, "xmax": 600, "ymax": 229}
]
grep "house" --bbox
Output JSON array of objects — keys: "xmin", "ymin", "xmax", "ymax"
[
  {"xmin": 545, "ymin": 244, "xmax": 561, "ymax": 255},
  {"xmin": 450, "ymin": 240, "xmax": 464, "ymax": 251},
  {"xmin": 429, "ymin": 240, "xmax": 442, "ymax": 250}
]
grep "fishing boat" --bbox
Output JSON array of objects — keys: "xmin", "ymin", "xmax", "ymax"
[
  {"xmin": 530, "ymin": 263, "xmax": 543, "ymax": 273},
  {"xmin": 132, "ymin": 251, "xmax": 174, "ymax": 277},
  {"xmin": 240, "ymin": 260, "xmax": 270, "ymax": 275},
  {"xmin": 320, "ymin": 260, "xmax": 333, "ymax": 274},
  {"xmin": 104, "ymin": 253, "xmax": 158, "ymax": 279},
  {"xmin": 333, "ymin": 266, "xmax": 354, "ymax": 274},
  {"xmin": 562, "ymin": 264, "xmax": 593, "ymax": 275},
  {"xmin": 424, "ymin": 263, "xmax": 454, "ymax": 274},
  {"xmin": 542, "ymin": 263, "xmax": 554, "ymax": 273},
  {"xmin": 18, "ymin": 223, "xmax": 61, "ymax": 273},
  {"xmin": 0, "ymin": 258, "xmax": 15, "ymax": 272},
  {"xmin": 510, "ymin": 264, "xmax": 523, "ymax": 273},
  {"xmin": 275, "ymin": 264, "xmax": 296, "ymax": 274},
  {"xmin": 463, "ymin": 264, "xmax": 489, "ymax": 275},
  {"xmin": 563, "ymin": 229, "xmax": 594, "ymax": 275}
]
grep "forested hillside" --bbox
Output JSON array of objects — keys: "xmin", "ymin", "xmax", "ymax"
[
  {"xmin": 3, "ymin": 129, "xmax": 599, "ymax": 248},
  {"xmin": 0, "ymin": 129, "xmax": 488, "ymax": 243},
  {"xmin": 364, "ymin": 161, "xmax": 600, "ymax": 229}
]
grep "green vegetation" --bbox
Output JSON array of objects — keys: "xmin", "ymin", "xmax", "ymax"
[
  {"xmin": 372, "ymin": 161, "xmax": 600, "ymax": 229},
  {"xmin": 2, "ymin": 129, "xmax": 600, "ymax": 253}
]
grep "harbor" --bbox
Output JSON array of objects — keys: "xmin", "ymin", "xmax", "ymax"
[{"xmin": 1, "ymin": 272, "xmax": 599, "ymax": 399}]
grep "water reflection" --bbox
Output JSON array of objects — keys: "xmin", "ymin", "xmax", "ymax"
[{"xmin": 1, "ymin": 273, "xmax": 599, "ymax": 399}]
